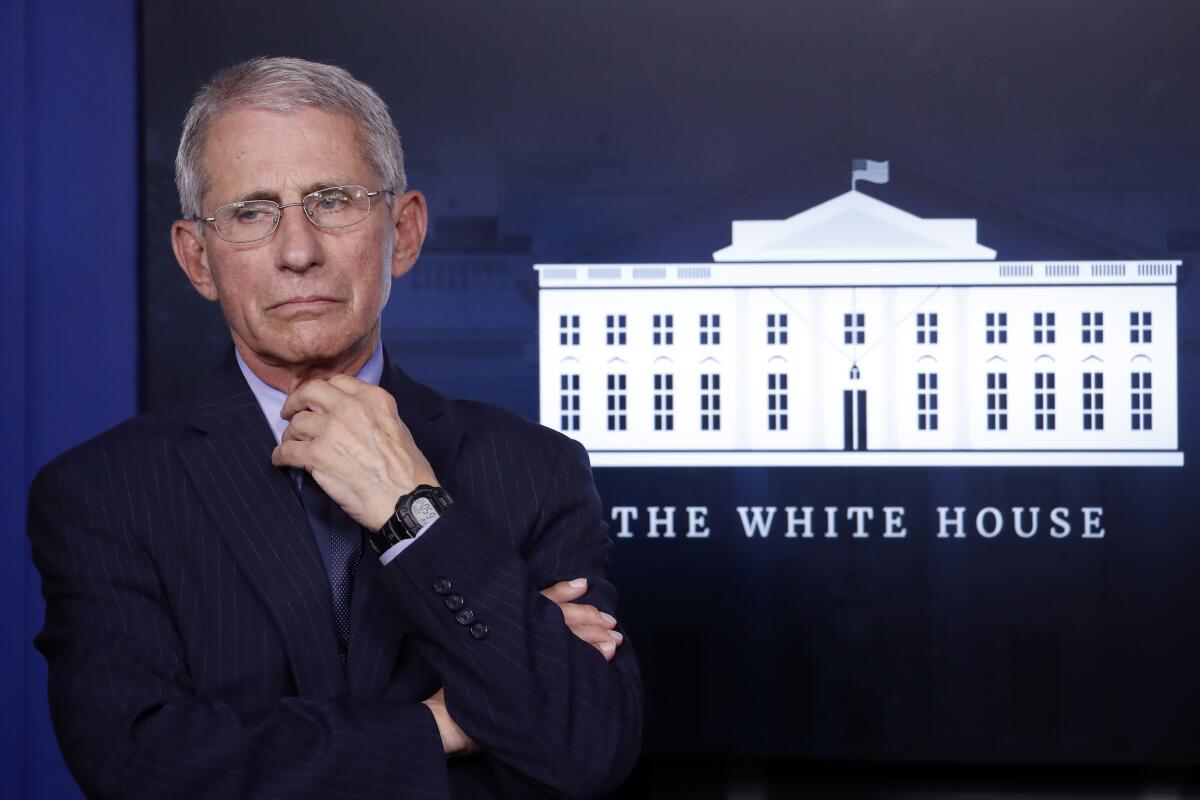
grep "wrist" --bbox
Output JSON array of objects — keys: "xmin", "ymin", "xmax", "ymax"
[
  {"xmin": 365, "ymin": 499, "xmax": 396, "ymax": 533},
  {"xmin": 365, "ymin": 479, "xmax": 439, "ymax": 530},
  {"xmin": 367, "ymin": 484, "xmax": 454, "ymax": 555}
]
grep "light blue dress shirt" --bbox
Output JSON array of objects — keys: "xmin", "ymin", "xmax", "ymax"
[{"xmin": 235, "ymin": 342, "xmax": 425, "ymax": 565}]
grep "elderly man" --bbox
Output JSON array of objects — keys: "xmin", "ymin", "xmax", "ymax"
[{"xmin": 28, "ymin": 57, "xmax": 642, "ymax": 798}]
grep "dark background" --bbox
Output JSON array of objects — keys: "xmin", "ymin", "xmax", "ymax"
[
  {"xmin": 141, "ymin": 0, "xmax": 1200, "ymax": 767},
  {"xmin": 6, "ymin": 0, "xmax": 1200, "ymax": 797}
]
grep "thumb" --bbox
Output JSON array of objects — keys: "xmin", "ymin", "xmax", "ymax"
[{"xmin": 539, "ymin": 577, "xmax": 588, "ymax": 603}]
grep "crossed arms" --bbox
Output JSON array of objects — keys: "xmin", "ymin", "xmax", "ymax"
[{"xmin": 29, "ymin": 416, "xmax": 642, "ymax": 798}]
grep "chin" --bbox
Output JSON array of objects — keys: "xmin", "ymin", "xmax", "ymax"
[
  {"xmin": 248, "ymin": 332, "xmax": 335, "ymax": 366},
  {"xmin": 287, "ymin": 342, "xmax": 349, "ymax": 366},
  {"xmin": 288, "ymin": 330, "xmax": 365, "ymax": 364},
  {"xmin": 243, "ymin": 313, "xmax": 370, "ymax": 365}
]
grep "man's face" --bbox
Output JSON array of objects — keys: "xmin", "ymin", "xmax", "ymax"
[{"xmin": 174, "ymin": 106, "xmax": 421, "ymax": 375}]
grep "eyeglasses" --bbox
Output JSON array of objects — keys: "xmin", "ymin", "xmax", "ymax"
[{"xmin": 196, "ymin": 185, "xmax": 395, "ymax": 243}]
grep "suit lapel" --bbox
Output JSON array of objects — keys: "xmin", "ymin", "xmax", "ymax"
[
  {"xmin": 380, "ymin": 350, "xmax": 459, "ymax": 474},
  {"xmin": 178, "ymin": 350, "xmax": 347, "ymax": 700},
  {"xmin": 346, "ymin": 351, "xmax": 459, "ymax": 697}
]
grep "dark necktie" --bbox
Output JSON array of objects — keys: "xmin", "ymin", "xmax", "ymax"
[{"xmin": 297, "ymin": 473, "xmax": 362, "ymax": 659}]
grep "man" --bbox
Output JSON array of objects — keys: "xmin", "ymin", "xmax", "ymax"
[{"xmin": 28, "ymin": 57, "xmax": 642, "ymax": 798}]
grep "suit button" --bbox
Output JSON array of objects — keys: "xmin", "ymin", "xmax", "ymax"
[
  {"xmin": 469, "ymin": 622, "xmax": 489, "ymax": 641},
  {"xmin": 433, "ymin": 577, "xmax": 453, "ymax": 595},
  {"xmin": 445, "ymin": 594, "xmax": 465, "ymax": 612},
  {"xmin": 454, "ymin": 608, "xmax": 476, "ymax": 626}
]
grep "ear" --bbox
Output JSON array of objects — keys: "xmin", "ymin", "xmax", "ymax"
[
  {"xmin": 389, "ymin": 190, "xmax": 428, "ymax": 280},
  {"xmin": 171, "ymin": 219, "xmax": 220, "ymax": 302}
]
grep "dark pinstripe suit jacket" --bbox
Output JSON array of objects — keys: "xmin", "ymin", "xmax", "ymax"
[{"xmin": 28, "ymin": 348, "xmax": 643, "ymax": 799}]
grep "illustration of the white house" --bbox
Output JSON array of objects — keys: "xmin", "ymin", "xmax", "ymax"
[{"xmin": 535, "ymin": 162, "xmax": 1182, "ymax": 467}]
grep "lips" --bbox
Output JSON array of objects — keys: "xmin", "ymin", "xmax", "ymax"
[
  {"xmin": 270, "ymin": 295, "xmax": 338, "ymax": 310},
  {"xmin": 268, "ymin": 295, "xmax": 343, "ymax": 319}
]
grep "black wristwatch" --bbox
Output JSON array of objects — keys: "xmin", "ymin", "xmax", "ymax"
[{"xmin": 369, "ymin": 484, "xmax": 454, "ymax": 555}]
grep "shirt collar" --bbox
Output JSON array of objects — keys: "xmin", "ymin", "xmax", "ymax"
[{"xmin": 235, "ymin": 340, "xmax": 385, "ymax": 445}]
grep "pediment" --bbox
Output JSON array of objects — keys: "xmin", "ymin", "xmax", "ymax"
[
  {"xmin": 713, "ymin": 190, "xmax": 997, "ymax": 262},
  {"xmin": 766, "ymin": 208, "xmax": 948, "ymax": 252}
]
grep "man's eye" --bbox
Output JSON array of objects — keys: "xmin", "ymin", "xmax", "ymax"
[
  {"xmin": 315, "ymin": 192, "xmax": 351, "ymax": 211},
  {"xmin": 234, "ymin": 207, "xmax": 267, "ymax": 222}
]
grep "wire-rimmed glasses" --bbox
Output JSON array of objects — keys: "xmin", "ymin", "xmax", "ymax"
[{"xmin": 196, "ymin": 185, "xmax": 395, "ymax": 243}]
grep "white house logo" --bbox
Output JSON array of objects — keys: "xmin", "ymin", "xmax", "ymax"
[{"xmin": 535, "ymin": 161, "xmax": 1182, "ymax": 468}]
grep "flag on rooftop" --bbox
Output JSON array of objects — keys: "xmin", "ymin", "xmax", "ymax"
[{"xmin": 852, "ymin": 159, "xmax": 889, "ymax": 189}]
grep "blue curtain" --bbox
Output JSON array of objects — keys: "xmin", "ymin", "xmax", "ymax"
[{"xmin": 0, "ymin": 1, "xmax": 139, "ymax": 796}]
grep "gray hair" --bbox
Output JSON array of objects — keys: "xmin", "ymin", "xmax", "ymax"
[{"xmin": 175, "ymin": 56, "xmax": 406, "ymax": 219}]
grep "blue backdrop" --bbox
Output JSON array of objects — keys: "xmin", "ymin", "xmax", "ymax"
[{"xmin": 0, "ymin": 0, "xmax": 138, "ymax": 797}]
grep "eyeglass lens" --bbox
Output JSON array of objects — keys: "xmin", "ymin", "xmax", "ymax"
[{"xmin": 212, "ymin": 185, "xmax": 373, "ymax": 243}]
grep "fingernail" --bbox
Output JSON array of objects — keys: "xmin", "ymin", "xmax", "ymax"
[
  {"xmin": 600, "ymin": 640, "xmax": 615, "ymax": 654},
  {"xmin": 569, "ymin": 578, "xmax": 587, "ymax": 588},
  {"xmin": 600, "ymin": 612, "xmax": 616, "ymax": 626},
  {"xmin": 609, "ymin": 630, "xmax": 623, "ymax": 642}
]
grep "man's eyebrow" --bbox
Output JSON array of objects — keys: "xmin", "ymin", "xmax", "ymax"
[
  {"xmin": 301, "ymin": 179, "xmax": 356, "ymax": 195},
  {"xmin": 232, "ymin": 180, "xmax": 357, "ymax": 203},
  {"xmin": 239, "ymin": 188, "xmax": 281, "ymax": 203}
]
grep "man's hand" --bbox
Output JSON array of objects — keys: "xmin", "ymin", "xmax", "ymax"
[
  {"xmin": 422, "ymin": 688, "xmax": 479, "ymax": 756},
  {"xmin": 272, "ymin": 375, "xmax": 436, "ymax": 530},
  {"xmin": 540, "ymin": 578, "xmax": 624, "ymax": 662},
  {"xmin": 424, "ymin": 577, "xmax": 623, "ymax": 755}
]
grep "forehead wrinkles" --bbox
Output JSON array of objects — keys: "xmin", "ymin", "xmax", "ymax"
[{"xmin": 199, "ymin": 107, "xmax": 377, "ymax": 207}]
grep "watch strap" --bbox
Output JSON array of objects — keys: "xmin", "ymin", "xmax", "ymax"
[{"xmin": 369, "ymin": 484, "xmax": 453, "ymax": 555}]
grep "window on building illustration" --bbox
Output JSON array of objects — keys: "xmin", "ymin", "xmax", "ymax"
[
  {"xmin": 606, "ymin": 373, "xmax": 627, "ymax": 431},
  {"xmin": 1082, "ymin": 372, "xmax": 1104, "ymax": 431},
  {"xmin": 700, "ymin": 314, "xmax": 721, "ymax": 345},
  {"xmin": 558, "ymin": 314, "xmax": 580, "ymax": 346},
  {"xmin": 986, "ymin": 372, "xmax": 1008, "ymax": 430},
  {"xmin": 767, "ymin": 373, "xmax": 788, "ymax": 431},
  {"xmin": 1131, "ymin": 372, "xmax": 1152, "ymax": 430},
  {"xmin": 1033, "ymin": 312, "xmax": 1056, "ymax": 345},
  {"xmin": 844, "ymin": 313, "xmax": 865, "ymax": 345},
  {"xmin": 1082, "ymin": 312, "xmax": 1104, "ymax": 344},
  {"xmin": 1034, "ymin": 372, "xmax": 1057, "ymax": 430},
  {"xmin": 1130, "ymin": 311, "xmax": 1152, "ymax": 344},
  {"xmin": 653, "ymin": 373, "xmax": 674, "ymax": 431},
  {"xmin": 700, "ymin": 373, "xmax": 721, "ymax": 431},
  {"xmin": 559, "ymin": 374, "xmax": 581, "ymax": 431},
  {"xmin": 605, "ymin": 314, "xmax": 626, "ymax": 346},
  {"xmin": 916, "ymin": 312, "xmax": 939, "ymax": 345},
  {"xmin": 652, "ymin": 314, "xmax": 674, "ymax": 346},
  {"xmin": 917, "ymin": 372, "xmax": 938, "ymax": 430},
  {"xmin": 986, "ymin": 312, "xmax": 1008, "ymax": 344},
  {"xmin": 767, "ymin": 313, "xmax": 789, "ymax": 345}
]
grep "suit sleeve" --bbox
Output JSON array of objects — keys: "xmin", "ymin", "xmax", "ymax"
[
  {"xmin": 379, "ymin": 436, "xmax": 644, "ymax": 798},
  {"xmin": 28, "ymin": 458, "xmax": 451, "ymax": 800}
]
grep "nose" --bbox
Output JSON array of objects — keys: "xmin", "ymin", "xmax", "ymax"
[{"xmin": 273, "ymin": 202, "xmax": 323, "ymax": 273}]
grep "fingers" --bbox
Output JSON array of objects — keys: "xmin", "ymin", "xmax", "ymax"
[
  {"xmin": 558, "ymin": 601, "xmax": 624, "ymax": 661},
  {"xmin": 281, "ymin": 378, "xmax": 350, "ymax": 420},
  {"xmin": 559, "ymin": 602, "xmax": 617, "ymax": 630},
  {"xmin": 329, "ymin": 376, "xmax": 401, "ymax": 423},
  {"xmin": 568, "ymin": 624, "xmax": 623, "ymax": 646},
  {"xmin": 327, "ymin": 374, "xmax": 370, "ymax": 395},
  {"xmin": 271, "ymin": 439, "xmax": 311, "ymax": 470},
  {"xmin": 563, "ymin": 624, "xmax": 622, "ymax": 661},
  {"xmin": 280, "ymin": 410, "xmax": 326, "ymax": 442},
  {"xmin": 539, "ymin": 577, "xmax": 588, "ymax": 603},
  {"xmin": 538, "ymin": 580, "xmax": 623, "ymax": 661},
  {"xmin": 270, "ymin": 438, "xmax": 350, "ymax": 477},
  {"xmin": 421, "ymin": 687, "xmax": 478, "ymax": 755}
]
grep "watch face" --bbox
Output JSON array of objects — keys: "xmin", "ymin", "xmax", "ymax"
[{"xmin": 410, "ymin": 496, "xmax": 440, "ymax": 526}]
